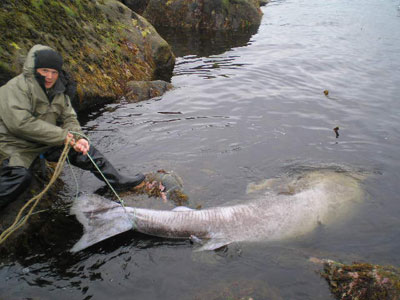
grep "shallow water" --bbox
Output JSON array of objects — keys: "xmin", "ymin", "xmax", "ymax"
[{"xmin": 1, "ymin": 0, "xmax": 400, "ymax": 299}]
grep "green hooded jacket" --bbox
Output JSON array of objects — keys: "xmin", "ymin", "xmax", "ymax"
[{"xmin": 0, "ymin": 44, "xmax": 82, "ymax": 168}]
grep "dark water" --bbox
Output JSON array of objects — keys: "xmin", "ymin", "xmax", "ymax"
[{"xmin": 2, "ymin": 0, "xmax": 400, "ymax": 299}]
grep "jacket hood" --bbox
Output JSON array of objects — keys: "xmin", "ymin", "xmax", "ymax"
[{"xmin": 23, "ymin": 44, "xmax": 57, "ymax": 77}]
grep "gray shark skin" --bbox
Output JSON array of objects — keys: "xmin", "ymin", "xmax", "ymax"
[{"xmin": 70, "ymin": 170, "xmax": 364, "ymax": 252}]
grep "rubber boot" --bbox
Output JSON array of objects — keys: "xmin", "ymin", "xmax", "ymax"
[
  {"xmin": 81, "ymin": 147, "xmax": 145, "ymax": 192},
  {"xmin": 46, "ymin": 146, "xmax": 145, "ymax": 192},
  {"xmin": 0, "ymin": 165, "xmax": 33, "ymax": 209},
  {"xmin": 90, "ymin": 159, "xmax": 145, "ymax": 192}
]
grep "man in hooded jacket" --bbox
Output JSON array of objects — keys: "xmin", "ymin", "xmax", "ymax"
[{"xmin": 0, "ymin": 44, "xmax": 145, "ymax": 209}]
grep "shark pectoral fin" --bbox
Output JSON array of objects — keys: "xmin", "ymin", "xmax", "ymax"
[
  {"xmin": 189, "ymin": 235, "xmax": 203, "ymax": 244},
  {"xmin": 194, "ymin": 238, "xmax": 232, "ymax": 252}
]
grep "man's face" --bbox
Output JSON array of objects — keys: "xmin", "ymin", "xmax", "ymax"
[{"xmin": 36, "ymin": 68, "xmax": 59, "ymax": 89}]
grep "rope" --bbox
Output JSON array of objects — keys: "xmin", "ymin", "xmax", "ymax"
[
  {"xmin": 68, "ymin": 131, "xmax": 137, "ymax": 229},
  {"xmin": 67, "ymin": 155, "xmax": 80, "ymax": 201},
  {"xmin": 0, "ymin": 138, "xmax": 72, "ymax": 245},
  {"xmin": 86, "ymin": 152, "xmax": 137, "ymax": 229}
]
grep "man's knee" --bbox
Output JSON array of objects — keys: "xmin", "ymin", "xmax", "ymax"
[
  {"xmin": 0, "ymin": 165, "xmax": 33, "ymax": 208},
  {"xmin": 43, "ymin": 146, "xmax": 64, "ymax": 162},
  {"xmin": 68, "ymin": 146, "xmax": 102, "ymax": 170}
]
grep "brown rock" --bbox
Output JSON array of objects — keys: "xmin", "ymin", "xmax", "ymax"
[{"xmin": 142, "ymin": 0, "xmax": 263, "ymax": 31}]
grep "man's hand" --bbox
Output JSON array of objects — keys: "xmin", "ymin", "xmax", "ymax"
[
  {"xmin": 65, "ymin": 132, "xmax": 75, "ymax": 146},
  {"xmin": 73, "ymin": 138, "xmax": 90, "ymax": 155},
  {"xmin": 65, "ymin": 133, "xmax": 90, "ymax": 155}
]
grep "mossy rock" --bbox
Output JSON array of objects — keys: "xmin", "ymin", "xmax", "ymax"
[
  {"xmin": 321, "ymin": 259, "xmax": 400, "ymax": 300},
  {"xmin": 142, "ymin": 0, "xmax": 263, "ymax": 31},
  {"xmin": 0, "ymin": 0, "xmax": 175, "ymax": 111}
]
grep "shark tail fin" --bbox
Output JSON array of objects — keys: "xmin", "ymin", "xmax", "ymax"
[{"xmin": 70, "ymin": 194, "xmax": 133, "ymax": 252}]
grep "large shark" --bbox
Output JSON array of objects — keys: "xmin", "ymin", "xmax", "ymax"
[{"xmin": 70, "ymin": 169, "xmax": 364, "ymax": 252}]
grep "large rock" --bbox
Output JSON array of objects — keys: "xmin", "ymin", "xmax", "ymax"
[
  {"xmin": 0, "ymin": 0, "xmax": 175, "ymax": 111},
  {"xmin": 141, "ymin": 0, "xmax": 263, "ymax": 31}
]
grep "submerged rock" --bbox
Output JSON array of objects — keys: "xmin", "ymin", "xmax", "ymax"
[
  {"xmin": 141, "ymin": 0, "xmax": 263, "ymax": 31},
  {"xmin": 190, "ymin": 278, "xmax": 283, "ymax": 300},
  {"xmin": 0, "ymin": 0, "xmax": 175, "ymax": 111},
  {"xmin": 320, "ymin": 259, "xmax": 400, "ymax": 300}
]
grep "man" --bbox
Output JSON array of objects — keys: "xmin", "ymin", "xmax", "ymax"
[{"xmin": 0, "ymin": 44, "xmax": 145, "ymax": 208}]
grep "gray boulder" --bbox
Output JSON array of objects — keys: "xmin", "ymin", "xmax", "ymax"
[{"xmin": 125, "ymin": 80, "xmax": 173, "ymax": 102}]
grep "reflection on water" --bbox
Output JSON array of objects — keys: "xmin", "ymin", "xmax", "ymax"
[
  {"xmin": 157, "ymin": 26, "xmax": 259, "ymax": 57},
  {"xmin": 1, "ymin": 0, "xmax": 400, "ymax": 299}
]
